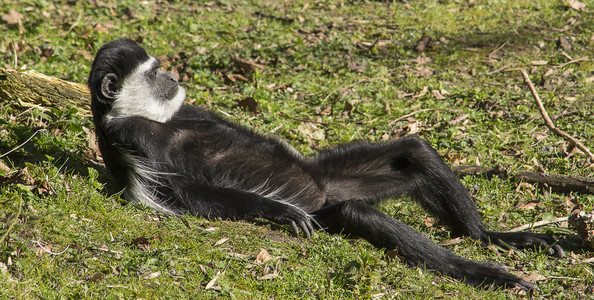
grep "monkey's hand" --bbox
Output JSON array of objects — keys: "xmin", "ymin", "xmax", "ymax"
[
  {"xmin": 264, "ymin": 202, "xmax": 316, "ymax": 238},
  {"xmin": 485, "ymin": 231, "xmax": 564, "ymax": 258}
]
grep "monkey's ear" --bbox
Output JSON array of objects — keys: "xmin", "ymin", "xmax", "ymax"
[{"xmin": 101, "ymin": 73, "xmax": 118, "ymax": 99}]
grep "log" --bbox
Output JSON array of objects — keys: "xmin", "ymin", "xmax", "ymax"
[{"xmin": 0, "ymin": 68, "xmax": 91, "ymax": 115}]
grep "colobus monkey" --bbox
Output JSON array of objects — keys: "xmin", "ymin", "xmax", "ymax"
[{"xmin": 89, "ymin": 39, "xmax": 563, "ymax": 289}]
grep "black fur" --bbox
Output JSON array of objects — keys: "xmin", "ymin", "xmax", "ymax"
[{"xmin": 89, "ymin": 39, "xmax": 563, "ymax": 289}]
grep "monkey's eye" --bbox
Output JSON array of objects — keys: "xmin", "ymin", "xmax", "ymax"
[{"xmin": 148, "ymin": 70, "xmax": 157, "ymax": 80}]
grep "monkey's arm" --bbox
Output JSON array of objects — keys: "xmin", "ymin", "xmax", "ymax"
[{"xmin": 172, "ymin": 180, "xmax": 315, "ymax": 237}]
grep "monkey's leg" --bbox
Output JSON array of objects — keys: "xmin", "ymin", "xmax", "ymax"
[
  {"xmin": 313, "ymin": 200, "xmax": 535, "ymax": 289},
  {"xmin": 313, "ymin": 135, "xmax": 563, "ymax": 256}
]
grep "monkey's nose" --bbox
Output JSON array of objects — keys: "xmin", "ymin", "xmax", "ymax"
[{"xmin": 167, "ymin": 72, "xmax": 178, "ymax": 83}]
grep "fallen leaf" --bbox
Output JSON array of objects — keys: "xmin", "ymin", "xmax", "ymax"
[
  {"xmin": 431, "ymin": 89, "xmax": 445, "ymax": 100},
  {"xmin": 557, "ymin": 37, "xmax": 571, "ymax": 52},
  {"xmin": 87, "ymin": 271, "xmax": 105, "ymax": 282},
  {"xmin": 131, "ymin": 237, "xmax": 151, "ymax": 250},
  {"xmin": 411, "ymin": 53, "xmax": 431, "ymax": 65},
  {"xmin": 2, "ymin": 9, "xmax": 23, "ymax": 25},
  {"xmin": 236, "ymin": 97, "xmax": 258, "ymax": 113},
  {"xmin": 144, "ymin": 271, "xmax": 161, "ymax": 279},
  {"xmin": 447, "ymin": 114, "xmax": 469, "ymax": 125},
  {"xmin": 213, "ymin": 237, "xmax": 229, "ymax": 246},
  {"xmin": 412, "ymin": 66, "xmax": 434, "ymax": 77},
  {"xmin": 35, "ymin": 243, "xmax": 53, "ymax": 256},
  {"xmin": 230, "ymin": 54, "xmax": 265, "ymax": 75},
  {"xmin": 254, "ymin": 248, "xmax": 272, "ymax": 264},
  {"xmin": 531, "ymin": 60, "xmax": 548, "ymax": 66},
  {"xmin": 439, "ymin": 237, "xmax": 464, "ymax": 246},
  {"xmin": 258, "ymin": 273, "xmax": 279, "ymax": 280},
  {"xmin": 297, "ymin": 123, "xmax": 325, "ymax": 141},
  {"xmin": 0, "ymin": 160, "xmax": 10, "ymax": 173},
  {"xmin": 521, "ymin": 271, "xmax": 547, "ymax": 282},
  {"xmin": 565, "ymin": 0, "xmax": 586, "ymax": 11},
  {"xmin": 205, "ymin": 272, "xmax": 220, "ymax": 290},
  {"xmin": 347, "ymin": 60, "xmax": 366, "ymax": 73},
  {"xmin": 412, "ymin": 86, "xmax": 428, "ymax": 98},
  {"xmin": 416, "ymin": 35, "xmax": 431, "ymax": 52}
]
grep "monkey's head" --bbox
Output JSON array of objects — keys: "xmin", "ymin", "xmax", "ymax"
[{"xmin": 89, "ymin": 39, "xmax": 186, "ymax": 125}]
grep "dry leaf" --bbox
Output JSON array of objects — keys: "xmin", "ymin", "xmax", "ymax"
[
  {"xmin": 144, "ymin": 271, "xmax": 161, "ymax": 279},
  {"xmin": 205, "ymin": 272, "xmax": 220, "ymax": 290},
  {"xmin": 0, "ymin": 262, "xmax": 7, "ymax": 274},
  {"xmin": 439, "ymin": 237, "xmax": 464, "ymax": 246},
  {"xmin": 230, "ymin": 54, "xmax": 265, "ymax": 74},
  {"xmin": 531, "ymin": 60, "xmax": 548, "ymax": 66},
  {"xmin": 236, "ymin": 97, "xmax": 258, "ymax": 113},
  {"xmin": 569, "ymin": 209, "xmax": 594, "ymax": 248},
  {"xmin": 411, "ymin": 53, "xmax": 432, "ymax": 65},
  {"xmin": 416, "ymin": 35, "xmax": 431, "ymax": 52},
  {"xmin": 87, "ymin": 271, "xmax": 105, "ymax": 282},
  {"xmin": 297, "ymin": 123, "xmax": 325, "ymax": 141},
  {"xmin": 431, "ymin": 89, "xmax": 445, "ymax": 100},
  {"xmin": 516, "ymin": 201, "xmax": 540, "ymax": 210},
  {"xmin": 412, "ymin": 86, "xmax": 428, "ymax": 98},
  {"xmin": 521, "ymin": 271, "xmax": 547, "ymax": 282},
  {"xmin": 0, "ymin": 160, "xmax": 10, "ymax": 173},
  {"xmin": 424, "ymin": 217, "xmax": 436, "ymax": 228},
  {"xmin": 2, "ymin": 9, "xmax": 23, "ymax": 25},
  {"xmin": 258, "ymin": 273, "xmax": 279, "ymax": 280},
  {"xmin": 213, "ymin": 237, "xmax": 229, "ymax": 246},
  {"xmin": 412, "ymin": 66, "xmax": 434, "ymax": 77},
  {"xmin": 35, "ymin": 243, "xmax": 53, "ymax": 256},
  {"xmin": 565, "ymin": 0, "xmax": 586, "ymax": 11},
  {"xmin": 557, "ymin": 37, "xmax": 571, "ymax": 52},
  {"xmin": 254, "ymin": 248, "xmax": 272, "ymax": 264},
  {"xmin": 347, "ymin": 60, "xmax": 366, "ymax": 73},
  {"xmin": 131, "ymin": 237, "xmax": 151, "ymax": 250},
  {"xmin": 447, "ymin": 114, "xmax": 469, "ymax": 125}
]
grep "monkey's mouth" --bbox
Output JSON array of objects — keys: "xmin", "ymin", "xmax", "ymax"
[{"xmin": 162, "ymin": 85, "xmax": 180, "ymax": 101}]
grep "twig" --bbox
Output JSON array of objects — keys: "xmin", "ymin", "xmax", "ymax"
[
  {"xmin": 0, "ymin": 128, "xmax": 47, "ymax": 158},
  {"xmin": 321, "ymin": 79, "xmax": 371, "ymax": 103},
  {"xmin": 488, "ymin": 63, "xmax": 512, "ymax": 75},
  {"xmin": 32, "ymin": 240, "xmax": 70, "ymax": 255},
  {"xmin": 520, "ymin": 69, "xmax": 594, "ymax": 162},
  {"xmin": 556, "ymin": 56, "xmax": 589, "ymax": 69},
  {"xmin": 508, "ymin": 216, "xmax": 568, "ymax": 232},
  {"xmin": 63, "ymin": 13, "xmax": 82, "ymax": 36},
  {"xmin": 488, "ymin": 40, "xmax": 508, "ymax": 58},
  {"xmin": 12, "ymin": 42, "xmax": 18, "ymax": 69},
  {"xmin": 388, "ymin": 108, "xmax": 454, "ymax": 126}
]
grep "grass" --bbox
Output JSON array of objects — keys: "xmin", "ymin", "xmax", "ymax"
[{"xmin": 1, "ymin": 0, "xmax": 593, "ymax": 298}]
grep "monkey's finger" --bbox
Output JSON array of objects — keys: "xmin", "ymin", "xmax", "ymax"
[
  {"xmin": 552, "ymin": 244, "xmax": 564, "ymax": 258},
  {"xmin": 543, "ymin": 242, "xmax": 564, "ymax": 258},
  {"xmin": 298, "ymin": 220, "xmax": 311, "ymax": 238},
  {"xmin": 289, "ymin": 221, "xmax": 301, "ymax": 236},
  {"xmin": 305, "ymin": 218, "xmax": 315, "ymax": 236}
]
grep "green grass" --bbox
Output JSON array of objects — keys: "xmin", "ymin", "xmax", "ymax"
[{"xmin": 1, "ymin": 0, "xmax": 594, "ymax": 298}]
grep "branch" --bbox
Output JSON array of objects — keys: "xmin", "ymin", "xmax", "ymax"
[
  {"xmin": 452, "ymin": 165, "xmax": 594, "ymax": 195},
  {"xmin": 508, "ymin": 216, "xmax": 569, "ymax": 232},
  {"xmin": 520, "ymin": 69, "xmax": 594, "ymax": 162}
]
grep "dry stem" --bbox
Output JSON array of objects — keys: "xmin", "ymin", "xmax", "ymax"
[{"xmin": 520, "ymin": 69, "xmax": 594, "ymax": 162}]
